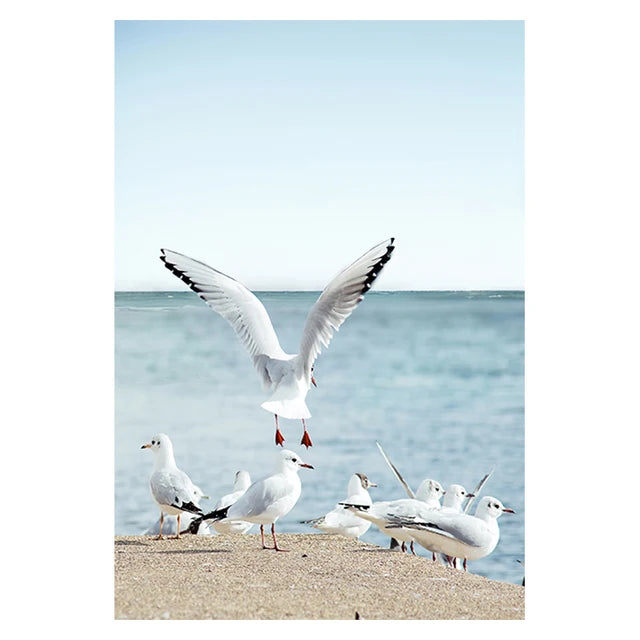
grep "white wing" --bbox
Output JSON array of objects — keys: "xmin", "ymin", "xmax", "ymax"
[
  {"xmin": 376, "ymin": 441, "xmax": 416, "ymax": 499},
  {"xmin": 298, "ymin": 238, "xmax": 395, "ymax": 374},
  {"xmin": 151, "ymin": 470, "xmax": 201, "ymax": 511},
  {"xmin": 463, "ymin": 468, "xmax": 494, "ymax": 514},
  {"xmin": 387, "ymin": 512, "xmax": 488, "ymax": 548},
  {"xmin": 160, "ymin": 249, "xmax": 287, "ymax": 361}
]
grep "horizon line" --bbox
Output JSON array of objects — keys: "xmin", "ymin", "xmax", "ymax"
[{"xmin": 115, "ymin": 288, "xmax": 525, "ymax": 294}]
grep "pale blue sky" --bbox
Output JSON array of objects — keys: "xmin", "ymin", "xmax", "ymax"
[{"xmin": 115, "ymin": 20, "xmax": 523, "ymax": 290}]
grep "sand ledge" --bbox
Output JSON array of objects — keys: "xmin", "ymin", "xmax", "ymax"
[{"xmin": 115, "ymin": 534, "xmax": 524, "ymax": 620}]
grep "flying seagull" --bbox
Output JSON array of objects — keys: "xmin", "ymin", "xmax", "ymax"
[{"xmin": 160, "ymin": 238, "xmax": 395, "ymax": 448}]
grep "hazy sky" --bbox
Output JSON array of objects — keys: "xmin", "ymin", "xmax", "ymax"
[{"xmin": 115, "ymin": 20, "xmax": 523, "ymax": 291}]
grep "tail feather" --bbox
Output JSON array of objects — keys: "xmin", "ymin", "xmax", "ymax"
[
  {"xmin": 182, "ymin": 505, "xmax": 230, "ymax": 535},
  {"xmin": 173, "ymin": 500, "xmax": 203, "ymax": 516},
  {"xmin": 261, "ymin": 397, "xmax": 311, "ymax": 420},
  {"xmin": 339, "ymin": 502, "xmax": 370, "ymax": 511}
]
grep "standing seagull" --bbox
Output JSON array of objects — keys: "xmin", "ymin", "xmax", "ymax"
[
  {"xmin": 186, "ymin": 449, "xmax": 313, "ymax": 551},
  {"xmin": 141, "ymin": 433, "xmax": 204, "ymax": 539},
  {"xmin": 211, "ymin": 470, "xmax": 254, "ymax": 535},
  {"xmin": 301, "ymin": 472, "xmax": 377, "ymax": 539},
  {"xmin": 159, "ymin": 238, "xmax": 395, "ymax": 448},
  {"xmin": 385, "ymin": 496, "xmax": 516, "ymax": 571}
]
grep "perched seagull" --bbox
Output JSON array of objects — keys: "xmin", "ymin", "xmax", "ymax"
[
  {"xmin": 384, "ymin": 496, "xmax": 516, "ymax": 571},
  {"xmin": 159, "ymin": 238, "xmax": 395, "ymax": 448},
  {"xmin": 141, "ymin": 433, "xmax": 204, "ymax": 539},
  {"xmin": 143, "ymin": 483, "xmax": 211, "ymax": 536},
  {"xmin": 186, "ymin": 449, "xmax": 313, "ymax": 551},
  {"xmin": 392, "ymin": 478, "xmax": 447, "ymax": 555},
  {"xmin": 342, "ymin": 478, "xmax": 444, "ymax": 554},
  {"xmin": 301, "ymin": 473, "xmax": 377, "ymax": 539},
  {"xmin": 437, "ymin": 484, "xmax": 475, "ymax": 566},
  {"xmin": 211, "ymin": 470, "xmax": 254, "ymax": 535}
]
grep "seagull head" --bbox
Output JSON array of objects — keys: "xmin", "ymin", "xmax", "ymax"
[
  {"xmin": 279, "ymin": 449, "xmax": 314, "ymax": 472},
  {"xmin": 476, "ymin": 496, "xmax": 516, "ymax": 519},
  {"xmin": 443, "ymin": 484, "xmax": 475, "ymax": 509},
  {"xmin": 193, "ymin": 484, "xmax": 210, "ymax": 502},
  {"xmin": 415, "ymin": 478, "xmax": 444, "ymax": 502},
  {"xmin": 140, "ymin": 433, "xmax": 171, "ymax": 453},
  {"xmin": 355, "ymin": 473, "xmax": 377, "ymax": 489},
  {"xmin": 234, "ymin": 470, "xmax": 252, "ymax": 492}
]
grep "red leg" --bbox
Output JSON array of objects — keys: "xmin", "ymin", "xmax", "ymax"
[
  {"xmin": 274, "ymin": 415, "xmax": 285, "ymax": 447},
  {"xmin": 463, "ymin": 558, "xmax": 468, "ymax": 571},
  {"xmin": 271, "ymin": 523, "xmax": 289, "ymax": 552},
  {"xmin": 155, "ymin": 512, "xmax": 164, "ymax": 540},
  {"xmin": 300, "ymin": 418, "xmax": 313, "ymax": 448},
  {"xmin": 401, "ymin": 541, "xmax": 406, "ymax": 553},
  {"xmin": 432, "ymin": 552, "xmax": 436, "ymax": 562},
  {"xmin": 410, "ymin": 541, "xmax": 416, "ymax": 556},
  {"xmin": 260, "ymin": 524, "xmax": 271, "ymax": 549}
]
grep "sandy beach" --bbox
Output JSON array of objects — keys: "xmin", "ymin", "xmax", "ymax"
[{"xmin": 115, "ymin": 534, "xmax": 524, "ymax": 620}]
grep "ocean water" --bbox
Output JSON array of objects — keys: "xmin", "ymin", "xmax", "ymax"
[{"xmin": 115, "ymin": 290, "xmax": 524, "ymax": 585}]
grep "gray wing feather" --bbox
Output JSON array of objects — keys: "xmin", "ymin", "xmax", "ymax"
[
  {"xmin": 229, "ymin": 474, "xmax": 289, "ymax": 519},
  {"xmin": 151, "ymin": 470, "xmax": 197, "ymax": 508},
  {"xmin": 298, "ymin": 239, "xmax": 395, "ymax": 374},
  {"xmin": 386, "ymin": 514, "xmax": 487, "ymax": 548},
  {"xmin": 160, "ymin": 249, "xmax": 287, "ymax": 361}
]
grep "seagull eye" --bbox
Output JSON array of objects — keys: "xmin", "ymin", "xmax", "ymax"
[{"xmin": 292, "ymin": 458, "xmax": 298, "ymax": 463}]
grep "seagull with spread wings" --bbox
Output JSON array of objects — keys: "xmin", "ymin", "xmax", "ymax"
[{"xmin": 160, "ymin": 238, "xmax": 395, "ymax": 448}]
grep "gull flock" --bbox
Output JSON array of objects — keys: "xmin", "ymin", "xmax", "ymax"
[{"xmin": 137, "ymin": 238, "xmax": 517, "ymax": 575}]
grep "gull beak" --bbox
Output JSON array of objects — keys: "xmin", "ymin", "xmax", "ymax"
[
  {"xmin": 201, "ymin": 495, "xmax": 210, "ymax": 500},
  {"xmin": 466, "ymin": 493, "xmax": 476, "ymax": 499},
  {"xmin": 369, "ymin": 481, "xmax": 378, "ymax": 487},
  {"xmin": 300, "ymin": 463, "xmax": 314, "ymax": 469},
  {"xmin": 311, "ymin": 376, "xmax": 318, "ymax": 388},
  {"xmin": 502, "ymin": 507, "xmax": 516, "ymax": 513},
  {"xmin": 141, "ymin": 443, "xmax": 151, "ymax": 449}
]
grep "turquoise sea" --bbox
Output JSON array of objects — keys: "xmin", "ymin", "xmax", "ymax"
[{"xmin": 115, "ymin": 290, "xmax": 524, "ymax": 584}]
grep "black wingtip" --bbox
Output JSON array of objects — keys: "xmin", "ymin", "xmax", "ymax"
[
  {"xmin": 174, "ymin": 501, "xmax": 203, "ymax": 516},
  {"xmin": 186, "ymin": 517, "xmax": 204, "ymax": 534},
  {"xmin": 361, "ymin": 239, "xmax": 396, "ymax": 291},
  {"xmin": 338, "ymin": 502, "xmax": 369, "ymax": 511}
]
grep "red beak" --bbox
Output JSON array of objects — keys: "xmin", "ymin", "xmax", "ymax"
[
  {"xmin": 300, "ymin": 463, "xmax": 314, "ymax": 469},
  {"xmin": 311, "ymin": 376, "xmax": 317, "ymax": 388},
  {"xmin": 502, "ymin": 507, "xmax": 516, "ymax": 513}
]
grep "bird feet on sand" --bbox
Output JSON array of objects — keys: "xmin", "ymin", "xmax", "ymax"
[
  {"xmin": 271, "ymin": 523, "xmax": 289, "ymax": 551},
  {"xmin": 260, "ymin": 524, "xmax": 289, "ymax": 551}
]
